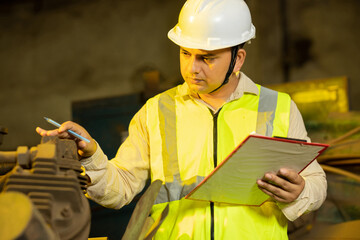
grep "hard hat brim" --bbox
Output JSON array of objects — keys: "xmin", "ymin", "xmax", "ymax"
[{"xmin": 168, "ymin": 24, "xmax": 256, "ymax": 50}]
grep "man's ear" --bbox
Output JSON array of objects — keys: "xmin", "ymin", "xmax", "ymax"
[{"xmin": 233, "ymin": 48, "xmax": 246, "ymax": 73}]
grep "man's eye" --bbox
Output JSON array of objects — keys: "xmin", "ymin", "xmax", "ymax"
[
  {"xmin": 181, "ymin": 51, "xmax": 190, "ymax": 56},
  {"xmin": 203, "ymin": 57, "xmax": 214, "ymax": 62}
]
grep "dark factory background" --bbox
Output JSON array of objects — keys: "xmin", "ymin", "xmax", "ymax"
[
  {"xmin": 1, "ymin": 0, "xmax": 359, "ymax": 239},
  {"xmin": 1, "ymin": 0, "xmax": 360, "ymax": 150}
]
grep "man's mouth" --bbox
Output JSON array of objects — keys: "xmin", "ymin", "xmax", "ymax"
[{"xmin": 188, "ymin": 77, "xmax": 204, "ymax": 83}]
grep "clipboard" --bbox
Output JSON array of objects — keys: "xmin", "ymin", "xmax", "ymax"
[{"xmin": 185, "ymin": 135, "xmax": 329, "ymax": 206}]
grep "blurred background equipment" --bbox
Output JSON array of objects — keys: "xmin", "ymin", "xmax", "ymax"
[
  {"xmin": 268, "ymin": 76, "xmax": 349, "ymax": 122},
  {"xmin": 0, "ymin": 135, "xmax": 91, "ymax": 240},
  {"xmin": 0, "ymin": 126, "xmax": 7, "ymax": 146},
  {"xmin": 268, "ymin": 76, "xmax": 360, "ymax": 239}
]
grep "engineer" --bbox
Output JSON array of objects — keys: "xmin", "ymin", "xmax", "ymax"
[{"xmin": 37, "ymin": 0, "xmax": 327, "ymax": 239}]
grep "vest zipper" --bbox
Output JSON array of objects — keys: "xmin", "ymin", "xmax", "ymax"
[
  {"xmin": 212, "ymin": 110, "xmax": 220, "ymax": 168},
  {"xmin": 210, "ymin": 109, "xmax": 221, "ymax": 240}
]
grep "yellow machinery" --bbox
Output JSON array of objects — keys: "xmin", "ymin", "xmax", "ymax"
[{"xmin": 268, "ymin": 76, "xmax": 360, "ymax": 239}]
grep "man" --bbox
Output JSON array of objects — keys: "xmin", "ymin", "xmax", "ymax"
[{"xmin": 37, "ymin": 0, "xmax": 327, "ymax": 239}]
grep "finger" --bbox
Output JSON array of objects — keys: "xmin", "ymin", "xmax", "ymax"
[
  {"xmin": 278, "ymin": 168, "xmax": 303, "ymax": 185},
  {"xmin": 257, "ymin": 179, "xmax": 291, "ymax": 203},
  {"xmin": 78, "ymin": 140, "xmax": 97, "ymax": 158},
  {"xmin": 60, "ymin": 121, "xmax": 91, "ymax": 139},
  {"xmin": 258, "ymin": 184, "xmax": 288, "ymax": 203},
  {"xmin": 57, "ymin": 131, "xmax": 72, "ymax": 138},
  {"xmin": 36, "ymin": 127, "xmax": 47, "ymax": 136},
  {"xmin": 259, "ymin": 171, "xmax": 305, "ymax": 203},
  {"xmin": 77, "ymin": 140, "xmax": 88, "ymax": 149},
  {"xmin": 257, "ymin": 178, "xmax": 285, "ymax": 196},
  {"xmin": 45, "ymin": 129, "xmax": 62, "ymax": 136},
  {"xmin": 56, "ymin": 121, "xmax": 85, "ymax": 140},
  {"xmin": 36, "ymin": 127, "xmax": 59, "ymax": 137},
  {"xmin": 62, "ymin": 122, "xmax": 96, "ymax": 156},
  {"xmin": 43, "ymin": 121, "xmax": 96, "ymax": 157},
  {"xmin": 278, "ymin": 168, "xmax": 305, "ymax": 199},
  {"xmin": 262, "ymin": 190, "xmax": 291, "ymax": 203},
  {"xmin": 263, "ymin": 172, "xmax": 295, "ymax": 192},
  {"xmin": 58, "ymin": 121, "xmax": 75, "ymax": 133}
]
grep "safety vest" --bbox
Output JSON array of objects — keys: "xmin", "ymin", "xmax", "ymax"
[{"xmin": 146, "ymin": 84, "xmax": 291, "ymax": 240}]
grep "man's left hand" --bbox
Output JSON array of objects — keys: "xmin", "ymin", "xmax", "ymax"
[{"xmin": 257, "ymin": 168, "xmax": 305, "ymax": 203}]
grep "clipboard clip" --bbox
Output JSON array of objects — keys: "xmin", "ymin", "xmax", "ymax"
[{"xmin": 274, "ymin": 136, "xmax": 307, "ymax": 143}]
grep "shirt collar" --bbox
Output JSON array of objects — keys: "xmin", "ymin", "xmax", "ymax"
[{"xmin": 228, "ymin": 72, "xmax": 259, "ymax": 101}]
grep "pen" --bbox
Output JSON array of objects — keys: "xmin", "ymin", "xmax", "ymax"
[{"xmin": 44, "ymin": 117, "xmax": 91, "ymax": 143}]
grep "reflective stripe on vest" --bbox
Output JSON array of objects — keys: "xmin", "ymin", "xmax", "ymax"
[
  {"xmin": 257, "ymin": 86, "xmax": 279, "ymax": 136},
  {"xmin": 154, "ymin": 85, "xmax": 290, "ymax": 204},
  {"xmin": 156, "ymin": 89, "xmax": 206, "ymax": 203}
]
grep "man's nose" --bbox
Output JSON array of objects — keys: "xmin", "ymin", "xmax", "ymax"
[{"xmin": 188, "ymin": 56, "xmax": 201, "ymax": 74}]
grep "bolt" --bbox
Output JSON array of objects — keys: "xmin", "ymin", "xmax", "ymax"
[{"xmin": 61, "ymin": 207, "xmax": 72, "ymax": 218}]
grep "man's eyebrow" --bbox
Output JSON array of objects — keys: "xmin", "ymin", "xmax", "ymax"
[
  {"xmin": 180, "ymin": 48, "xmax": 191, "ymax": 53},
  {"xmin": 180, "ymin": 48, "xmax": 218, "ymax": 57},
  {"xmin": 202, "ymin": 53, "xmax": 217, "ymax": 57}
]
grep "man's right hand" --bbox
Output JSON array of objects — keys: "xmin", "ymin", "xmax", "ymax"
[{"xmin": 36, "ymin": 121, "xmax": 97, "ymax": 158}]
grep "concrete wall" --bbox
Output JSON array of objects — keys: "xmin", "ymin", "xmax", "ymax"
[
  {"xmin": 0, "ymin": 0, "xmax": 183, "ymax": 150},
  {"xmin": 1, "ymin": 0, "xmax": 360, "ymax": 150}
]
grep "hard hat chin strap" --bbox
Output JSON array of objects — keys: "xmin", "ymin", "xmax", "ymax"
[{"xmin": 209, "ymin": 44, "xmax": 243, "ymax": 94}]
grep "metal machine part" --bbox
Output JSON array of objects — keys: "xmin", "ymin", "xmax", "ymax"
[
  {"xmin": 0, "ymin": 126, "xmax": 7, "ymax": 146},
  {"xmin": 0, "ymin": 136, "xmax": 90, "ymax": 240},
  {"xmin": 0, "ymin": 191, "xmax": 57, "ymax": 240}
]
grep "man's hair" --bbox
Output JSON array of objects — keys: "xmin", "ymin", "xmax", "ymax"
[{"xmin": 237, "ymin": 43, "xmax": 246, "ymax": 49}]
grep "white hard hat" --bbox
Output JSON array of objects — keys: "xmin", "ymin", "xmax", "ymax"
[{"xmin": 168, "ymin": 0, "xmax": 256, "ymax": 50}]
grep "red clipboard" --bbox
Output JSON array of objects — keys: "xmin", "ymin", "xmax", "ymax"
[{"xmin": 185, "ymin": 135, "xmax": 329, "ymax": 206}]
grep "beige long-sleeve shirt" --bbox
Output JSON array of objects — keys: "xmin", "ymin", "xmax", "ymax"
[{"xmin": 81, "ymin": 72, "xmax": 327, "ymax": 221}]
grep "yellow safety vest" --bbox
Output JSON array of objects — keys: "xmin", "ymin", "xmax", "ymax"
[{"xmin": 146, "ymin": 84, "xmax": 291, "ymax": 240}]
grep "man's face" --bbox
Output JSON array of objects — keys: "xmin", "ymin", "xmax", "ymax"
[{"xmin": 180, "ymin": 47, "xmax": 232, "ymax": 94}]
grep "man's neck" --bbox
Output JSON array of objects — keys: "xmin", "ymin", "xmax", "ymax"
[{"xmin": 198, "ymin": 74, "xmax": 240, "ymax": 111}]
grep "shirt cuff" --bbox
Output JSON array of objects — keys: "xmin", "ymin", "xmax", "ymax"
[
  {"xmin": 80, "ymin": 142, "xmax": 109, "ymax": 185},
  {"xmin": 80, "ymin": 141, "xmax": 107, "ymax": 169},
  {"xmin": 277, "ymin": 177, "xmax": 311, "ymax": 221}
]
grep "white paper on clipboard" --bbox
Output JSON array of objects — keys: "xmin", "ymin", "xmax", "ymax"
[{"xmin": 185, "ymin": 135, "xmax": 328, "ymax": 206}]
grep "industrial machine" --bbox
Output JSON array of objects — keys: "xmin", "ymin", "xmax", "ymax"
[
  {"xmin": 0, "ymin": 134, "xmax": 91, "ymax": 240},
  {"xmin": 0, "ymin": 129, "xmax": 167, "ymax": 240}
]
